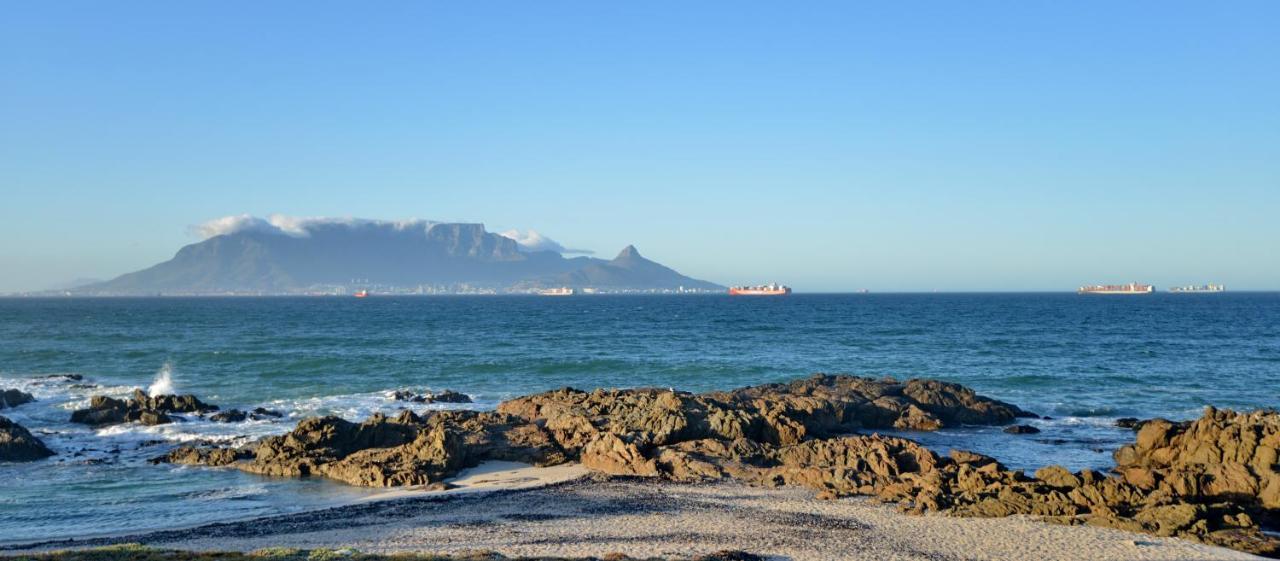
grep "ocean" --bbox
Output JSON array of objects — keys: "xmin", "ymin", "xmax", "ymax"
[{"xmin": 1, "ymin": 293, "xmax": 1277, "ymax": 544}]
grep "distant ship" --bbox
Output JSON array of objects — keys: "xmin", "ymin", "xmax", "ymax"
[
  {"xmin": 1077, "ymin": 282, "xmax": 1154, "ymax": 295},
  {"xmin": 1170, "ymin": 284, "xmax": 1225, "ymax": 293},
  {"xmin": 729, "ymin": 283, "xmax": 791, "ymax": 296},
  {"xmin": 353, "ymin": 289, "xmax": 369, "ymax": 298},
  {"xmin": 538, "ymin": 287, "xmax": 576, "ymax": 296}
]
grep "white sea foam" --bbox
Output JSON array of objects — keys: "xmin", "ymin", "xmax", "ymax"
[
  {"xmin": 188, "ymin": 483, "xmax": 270, "ymax": 502},
  {"xmin": 0, "ymin": 371, "xmax": 497, "ymax": 468},
  {"xmin": 148, "ymin": 363, "xmax": 176, "ymax": 397}
]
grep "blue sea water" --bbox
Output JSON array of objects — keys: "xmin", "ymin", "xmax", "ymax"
[{"xmin": 1, "ymin": 293, "xmax": 1277, "ymax": 544}]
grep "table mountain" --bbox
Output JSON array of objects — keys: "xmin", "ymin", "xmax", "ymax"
[{"xmin": 76, "ymin": 221, "xmax": 720, "ymax": 294}]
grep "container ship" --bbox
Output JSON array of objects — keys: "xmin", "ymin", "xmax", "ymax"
[
  {"xmin": 1077, "ymin": 282, "xmax": 1153, "ymax": 295},
  {"xmin": 1170, "ymin": 284, "xmax": 1224, "ymax": 293},
  {"xmin": 538, "ymin": 287, "xmax": 576, "ymax": 296},
  {"xmin": 729, "ymin": 283, "xmax": 791, "ymax": 296}
]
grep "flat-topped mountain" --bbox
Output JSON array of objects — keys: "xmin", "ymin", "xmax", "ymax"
[{"xmin": 77, "ymin": 218, "xmax": 721, "ymax": 295}]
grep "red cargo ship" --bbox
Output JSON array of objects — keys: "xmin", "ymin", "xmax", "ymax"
[{"xmin": 729, "ymin": 283, "xmax": 791, "ymax": 296}]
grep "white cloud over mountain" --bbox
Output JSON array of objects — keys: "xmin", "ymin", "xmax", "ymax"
[
  {"xmin": 191, "ymin": 214, "xmax": 591, "ymax": 255},
  {"xmin": 498, "ymin": 229, "xmax": 593, "ymax": 255},
  {"xmin": 191, "ymin": 214, "xmax": 440, "ymax": 239}
]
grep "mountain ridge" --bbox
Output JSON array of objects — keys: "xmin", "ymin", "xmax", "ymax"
[{"xmin": 75, "ymin": 221, "xmax": 722, "ymax": 295}]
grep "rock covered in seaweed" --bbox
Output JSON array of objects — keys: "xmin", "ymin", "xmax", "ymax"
[
  {"xmin": 0, "ymin": 415, "xmax": 55, "ymax": 462},
  {"xmin": 70, "ymin": 389, "xmax": 218, "ymax": 427}
]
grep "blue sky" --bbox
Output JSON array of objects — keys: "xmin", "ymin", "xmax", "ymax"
[{"xmin": 2, "ymin": 1, "xmax": 1277, "ymax": 292}]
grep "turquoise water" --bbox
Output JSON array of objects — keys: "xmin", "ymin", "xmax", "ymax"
[{"xmin": 1, "ymin": 294, "xmax": 1277, "ymax": 543}]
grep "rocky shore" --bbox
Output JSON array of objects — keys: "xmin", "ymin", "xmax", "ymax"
[
  {"xmin": 0, "ymin": 387, "xmax": 52, "ymax": 462},
  {"xmin": 141, "ymin": 374, "xmax": 1280, "ymax": 557},
  {"xmin": 10, "ymin": 374, "xmax": 1277, "ymax": 557},
  {"xmin": 4, "ymin": 478, "xmax": 1260, "ymax": 561},
  {"xmin": 0, "ymin": 415, "xmax": 55, "ymax": 462},
  {"xmin": 3, "ymin": 544, "xmax": 765, "ymax": 561},
  {"xmin": 1, "ymin": 389, "xmax": 36, "ymax": 410},
  {"xmin": 70, "ymin": 390, "xmax": 219, "ymax": 427}
]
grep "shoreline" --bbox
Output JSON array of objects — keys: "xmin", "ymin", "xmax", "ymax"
[
  {"xmin": 6, "ymin": 374, "xmax": 1278, "ymax": 557},
  {"xmin": 0, "ymin": 461, "xmax": 591, "ymax": 552},
  {"xmin": 3, "ymin": 477, "xmax": 1264, "ymax": 561}
]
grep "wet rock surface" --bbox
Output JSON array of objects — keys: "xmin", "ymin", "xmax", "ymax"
[
  {"xmin": 392, "ymin": 389, "xmax": 474, "ymax": 404},
  {"xmin": 157, "ymin": 375, "xmax": 1279, "ymax": 557},
  {"xmin": 0, "ymin": 415, "xmax": 55, "ymax": 462},
  {"xmin": 1115, "ymin": 417, "xmax": 1142, "ymax": 430},
  {"xmin": 207, "ymin": 407, "xmax": 284, "ymax": 423},
  {"xmin": 1003, "ymin": 424, "xmax": 1041, "ymax": 434},
  {"xmin": 0, "ymin": 388, "xmax": 36, "ymax": 409},
  {"xmin": 208, "ymin": 409, "xmax": 248, "ymax": 423},
  {"xmin": 71, "ymin": 389, "xmax": 219, "ymax": 427}
]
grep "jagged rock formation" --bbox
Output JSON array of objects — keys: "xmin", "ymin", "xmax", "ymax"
[
  {"xmin": 155, "ymin": 376, "xmax": 1280, "ymax": 557},
  {"xmin": 163, "ymin": 409, "xmax": 566, "ymax": 487},
  {"xmin": 158, "ymin": 374, "xmax": 1025, "ymax": 484},
  {"xmin": 0, "ymin": 415, "xmax": 55, "ymax": 462},
  {"xmin": 0, "ymin": 388, "xmax": 35, "ymax": 409},
  {"xmin": 71, "ymin": 389, "xmax": 218, "ymax": 427}
]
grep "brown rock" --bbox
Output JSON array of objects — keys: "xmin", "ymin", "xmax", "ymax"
[
  {"xmin": 158, "ymin": 445, "xmax": 250, "ymax": 466},
  {"xmin": 319, "ymin": 423, "xmax": 464, "ymax": 486},
  {"xmin": 581, "ymin": 433, "xmax": 658, "ymax": 476},
  {"xmin": 1035, "ymin": 465, "xmax": 1081, "ymax": 488},
  {"xmin": 1120, "ymin": 466, "xmax": 1157, "ymax": 490},
  {"xmin": 143, "ymin": 378, "xmax": 1280, "ymax": 559},
  {"xmin": 131, "ymin": 389, "xmax": 218, "ymax": 414},
  {"xmin": 70, "ymin": 390, "xmax": 218, "ymax": 427},
  {"xmin": 948, "ymin": 449, "xmax": 1001, "ymax": 468},
  {"xmin": 1134, "ymin": 503, "xmax": 1205, "ymax": 536}
]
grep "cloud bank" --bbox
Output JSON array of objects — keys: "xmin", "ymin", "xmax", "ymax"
[
  {"xmin": 191, "ymin": 214, "xmax": 439, "ymax": 239},
  {"xmin": 191, "ymin": 214, "xmax": 591, "ymax": 255},
  {"xmin": 498, "ymin": 229, "xmax": 594, "ymax": 255}
]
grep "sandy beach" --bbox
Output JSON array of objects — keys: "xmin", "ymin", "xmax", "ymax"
[{"xmin": 5, "ymin": 465, "xmax": 1262, "ymax": 561}]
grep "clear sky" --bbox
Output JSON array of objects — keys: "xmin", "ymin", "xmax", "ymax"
[{"xmin": 2, "ymin": 1, "xmax": 1277, "ymax": 292}]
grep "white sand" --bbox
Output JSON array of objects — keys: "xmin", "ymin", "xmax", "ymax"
[
  {"xmin": 357, "ymin": 460, "xmax": 591, "ymax": 502},
  {"xmin": 133, "ymin": 470, "xmax": 1261, "ymax": 561}
]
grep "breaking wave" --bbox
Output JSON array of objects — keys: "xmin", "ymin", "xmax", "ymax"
[{"xmin": 147, "ymin": 362, "xmax": 176, "ymax": 397}]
